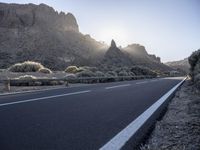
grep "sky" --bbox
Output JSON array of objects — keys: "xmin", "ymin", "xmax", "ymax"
[{"xmin": 1, "ymin": 0, "xmax": 200, "ymax": 62}]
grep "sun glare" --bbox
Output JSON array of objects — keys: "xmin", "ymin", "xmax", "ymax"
[{"xmin": 97, "ymin": 27, "xmax": 128, "ymax": 47}]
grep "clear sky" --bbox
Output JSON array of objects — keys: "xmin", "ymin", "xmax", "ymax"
[{"xmin": 1, "ymin": 0, "xmax": 200, "ymax": 62}]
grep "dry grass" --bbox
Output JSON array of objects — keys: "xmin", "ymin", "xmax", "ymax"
[{"xmin": 8, "ymin": 61, "xmax": 44, "ymax": 72}]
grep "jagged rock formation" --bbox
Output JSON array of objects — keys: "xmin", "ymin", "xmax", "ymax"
[
  {"xmin": 103, "ymin": 40, "xmax": 132, "ymax": 66},
  {"xmin": 0, "ymin": 2, "xmax": 171, "ymax": 72},
  {"xmin": 165, "ymin": 58, "xmax": 190, "ymax": 74},
  {"xmin": 0, "ymin": 3, "xmax": 79, "ymax": 32},
  {"xmin": 101, "ymin": 40, "xmax": 171, "ymax": 71},
  {"xmin": 123, "ymin": 44, "xmax": 171, "ymax": 71},
  {"xmin": 0, "ymin": 2, "xmax": 106, "ymax": 69}
]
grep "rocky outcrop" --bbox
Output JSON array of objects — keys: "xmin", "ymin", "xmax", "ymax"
[
  {"xmin": 103, "ymin": 40, "xmax": 132, "ymax": 66},
  {"xmin": 0, "ymin": 3, "xmax": 79, "ymax": 32},
  {"xmin": 0, "ymin": 2, "xmax": 106, "ymax": 69}
]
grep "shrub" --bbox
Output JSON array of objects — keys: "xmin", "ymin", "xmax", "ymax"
[
  {"xmin": 8, "ymin": 61, "xmax": 44, "ymax": 72},
  {"xmin": 130, "ymin": 66, "xmax": 157, "ymax": 76},
  {"xmin": 107, "ymin": 71, "xmax": 118, "ymax": 77},
  {"xmin": 118, "ymin": 71, "xmax": 129, "ymax": 76},
  {"xmin": 16, "ymin": 75, "xmax": 37, "ymax": 80},
  {"xmin": 65, "ymin": 66, "xmax": 79, "ymax": 73},
  {"xmin": 188, "ymin": 49, "xmax": 200, "ymax": 72},
  {"xmin": 80, "ymin": 66, "xmax": 98, "ymax": 72},
  {"xmin": 95, "ymin": 71, "xmax": 105, "ymax": 77},
  {"xmin": 38, "ymin": 68, "xmax": 52, "ymax": 74},
  {"xmin": 76, "ymin": 70, "xmax": 95, "ymax": 77},
  {"xmin": 65, "ymin": 74, "xmax": 77, "ymax": 80}
]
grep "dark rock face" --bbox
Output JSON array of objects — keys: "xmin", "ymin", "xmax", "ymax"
[
  {"xmin": 0, "ymin": 2, "xmax": 106, "ymax": 69},
  {"xmin": 103, "ymin": 40, "xmax": 131, "ymax": 66},
  {"xmin": 0, "ymin": 3, "xmax": 79, "ymax": 32}
]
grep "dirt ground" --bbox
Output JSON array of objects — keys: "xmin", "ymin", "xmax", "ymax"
[{"xmin": 141, "ymin": 80, "xmax": 200, "ymax": 150}]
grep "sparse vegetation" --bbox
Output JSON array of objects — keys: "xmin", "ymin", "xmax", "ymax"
[
  {"xmin": 16, "ymin": 75, "xmax": 37, "ymax": 80},
  {"xmin": 76, "ymin": 70, "xmax": 95, "ymax": 77},
  {"xmin": 130, "ymin": 66, "xmax": 157, "ymax": 77},
  {"xmin": 8, "ymin": 61, "xmax": 44, "ymax": 72},
  {"xmin": 65, "ymin": 66, "xmax": 79, "ymax": 73},
  {"xmin": 65, "ymin": 74, "xmax": 77, "ymax": 80},
  {"xmin": 188, "ymin": 49, "xmax": 200, "ymax": 90},
  {"xmin": 38, "ymin": 68, "xmax": 52, "ymax": 74}
]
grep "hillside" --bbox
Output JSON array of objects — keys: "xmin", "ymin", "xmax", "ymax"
[
  {"xmin": 165, "ymin": 58, "xmax": 190, "ymax": 73},
  {"xmin": 0, "ymin": 2, "xmax": 171, "ymax": 72}
]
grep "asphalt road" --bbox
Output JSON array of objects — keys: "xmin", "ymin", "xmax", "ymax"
[{"xmin": 0, "ymin": 77, "xmax": 184, "ymax": 150}]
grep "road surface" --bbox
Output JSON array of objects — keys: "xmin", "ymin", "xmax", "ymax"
[{"xmin": 0, "ymin": 77, "xmax": 184, "ymax": 150}]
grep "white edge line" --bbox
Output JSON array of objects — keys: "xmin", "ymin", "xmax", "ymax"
[
  {"xmin": 105, "ymin": 84, "xmax": 131, "ymax": 90},
  {"xmin": 0, "ymin": 90, "xmax": 91, "ymax": 107},
  {"xmin": 100, "ymin": 77, "xmax": 187, "ymax": 150}
]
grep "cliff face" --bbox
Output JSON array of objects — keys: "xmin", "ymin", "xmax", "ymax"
[
  {"xmin": 0, "ymin": 3, "xmax": 106, "ymax": 69},
  {"xmin": 0, "ymin": 3, "xmax": 79, "ymax": 32}
]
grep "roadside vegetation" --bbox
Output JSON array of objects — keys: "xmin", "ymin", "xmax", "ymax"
[
  {"xmin": 188, "ymin": 49, "xmax": 200, "ymax": 90},
  {"xmin": 8, "ymin": 61, "xmax": 52, "ymax": 74},
  {"xmin": 141, "ymin": 49, "xmax": 200, "ymax": 150},
  {"xmin": 0, "ymin": 60, "xmax": 172, "ymax": 89}
]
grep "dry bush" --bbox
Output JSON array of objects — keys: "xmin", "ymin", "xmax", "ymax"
[
  {"xmin": 8, "ymin": 61, "xmax": 44, "ymax": 72},
  {"xmin": 76, "ymin": 70, "xmax": 95, "ymax": 77},
  {"xmin": 65, "ymin": 66, "xmax": 79, "ymax": 73},
  {"xmin": 16, "ymin": 75, "xmax": 37, "ymax": 80},
  {"xmin": 65, "ymin": 74, "xmax": 77, "ymax": 80},
  {"xmin": 95, "ymin": 71, "xmax": 105, "ymax": 77},
  {"xmin": 38, "ymin": 68, "xmax": 52, "ymax": 74}
]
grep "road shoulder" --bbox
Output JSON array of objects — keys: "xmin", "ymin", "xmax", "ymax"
[{"xmin": 141, "ymin": 80, "xmax": 200, "ymax": 150}]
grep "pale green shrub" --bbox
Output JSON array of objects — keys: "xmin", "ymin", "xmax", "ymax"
[
  {"xmin": 8, "ymin": 61, "xmax": 44, "ymax": 72},
  {"xmin": 38, "ymin": 68, "xmax": 52, "ymax": 74},
  {"xmin": 65, "ymin": 66, "xmax": 79, "ymax": 73}
]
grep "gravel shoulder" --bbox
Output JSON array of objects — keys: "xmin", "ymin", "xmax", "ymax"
[{"xmin": 141, "ymin": 80, "xmax": 200, "ymax": 150}]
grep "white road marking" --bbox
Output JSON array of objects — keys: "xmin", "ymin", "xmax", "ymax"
[
  {"xmin": 150, "ymin": 79, "xmax": 158, "ymax": 82},
  {"xmin": 136, "ymin": 81, "xmax": 148, "ymax": 84},
  {"xmin": 0, "ymin": 90, "xmax": 91, "ymax": 107},
  {"xmin": 100, "ymin": 77, "xmax": 186, "ymax": 150},
  {"xmin": 105, "ymin": 84, "xmax": 131, "ymax": 90}
]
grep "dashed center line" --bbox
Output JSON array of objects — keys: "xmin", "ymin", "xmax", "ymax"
[
  {"xmin": 0, "ymin": 90, "xmax": 91, "ymax": 107},
  {"xmin": 105, "ymin": 84, "xmax": 131, "ymax": 90},
  {"xmin": 150, "ymin": 79, "xmax": 158, "ymax": 82},
  {"xmin": 136, "ymin": 81, "xmax": 148, "ymax": 85}
]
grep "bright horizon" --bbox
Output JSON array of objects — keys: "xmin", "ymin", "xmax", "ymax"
[{"xmin": 1, "ymin": 0, "xmax": 200, "ymax": 62}]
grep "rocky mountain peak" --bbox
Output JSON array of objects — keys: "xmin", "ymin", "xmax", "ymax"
[{"xmin": 111, "ymin": 39, "xmax": 116, "ymax": 48}]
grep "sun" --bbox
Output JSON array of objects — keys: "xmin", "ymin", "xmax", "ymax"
[{"xmin": 97, "ymin": 27, "xmax": 128, "ymax": 47}]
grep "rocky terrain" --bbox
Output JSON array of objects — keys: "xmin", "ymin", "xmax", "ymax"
[
  {"xmin": 141, "ymin": 49, "xmax": 200, "ymax": 150},
  {"xmin": 141, "ymin": 80, "xmax": 200, "ymax": 150},
  {"xmin": 165, "ymin": 58, "xmax": 190, "ymax": 74},
  {"xmin": 0, "ymin": 2, "xmax": 171, "ymax": 72}
]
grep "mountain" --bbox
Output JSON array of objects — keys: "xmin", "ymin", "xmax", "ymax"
[
  {"xmin": 165, "ymin": 58, "xmax": 190, "ymax": 74},
  {"xmin": 102, "ymin": 40, "xmax": 132, "ymax": 66},
  {"xmin": 101, "ymin": 40, "xmax": 171, "ymax": 71},
  {"xmin": 0, "ymin": 2, "xmax": 171, "ymax": 72},
  {"xmin": 0, "ymin": 3, "xmax": 107, "ymax": 69}
]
